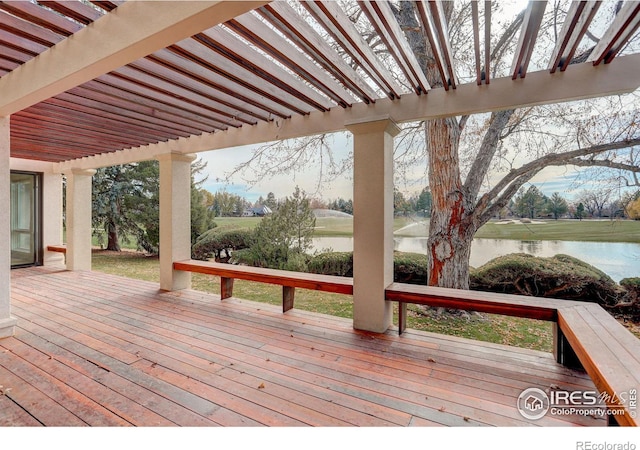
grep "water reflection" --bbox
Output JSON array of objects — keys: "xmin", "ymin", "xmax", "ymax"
[{"xmin": 311, "ymin": 236, "xmax": 640, "ymax": 282}]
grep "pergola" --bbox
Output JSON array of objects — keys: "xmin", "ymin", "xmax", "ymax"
[{"xmin": 2, "ymin": 0, "xmax": 640, "ymax": 339}]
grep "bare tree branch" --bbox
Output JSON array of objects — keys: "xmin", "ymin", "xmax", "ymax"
[
  {"xmin": 463, "ymin": 109, "xmax": 515, "ymax": 200},
  {"xmin": 476, "ymin": 138, "xmax": 640, "ymax": 217},
  {"xmin": 565, "ymin": 158, "xmax": 640, "ymax": 174}
]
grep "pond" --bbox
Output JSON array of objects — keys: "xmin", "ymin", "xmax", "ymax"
[{"xmin": 311, "ymin": 236, "xmax": 640, "ymax": 282}]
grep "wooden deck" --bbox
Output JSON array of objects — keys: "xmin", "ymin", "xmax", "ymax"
[{"xmin": 1, "ymin": 266, "xmax": 605, "ymax": 427}]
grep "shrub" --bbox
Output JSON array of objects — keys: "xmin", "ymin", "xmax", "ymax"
[
  {"xmin": 393, "ymin": 252, "xmax": 429, "ymax": 284},
  {"xmin": 307, "ymin": 251, "xmax": 428, "ymax": 284},
  {"xmin": 308, "ymin": 252, "xmax": 353, "ymax": 276},
  {"xmin": 470, "ymin": 253, "xmax": 622, "ymax": 305},
  {"xmin": 617, "ymin": 278, "xmax": 640, "ymax": 321},
  {"xmin": 191, "ymin": 227, "xmax": 255, "ymax": 261}
]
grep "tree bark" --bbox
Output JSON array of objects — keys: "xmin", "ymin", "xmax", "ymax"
[
  {"xmin": 106, "ymin": 221, "xmax": 121, "ymax": 251},
  {"xmin": 425, "ymin": 116, "xmax": 478, "ymax": 289}
]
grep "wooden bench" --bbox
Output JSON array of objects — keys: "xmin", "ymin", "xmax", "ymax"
[
  {"xmin": 384, "ymin": 282, "xmax": 640, "ymax": 426},
  {"xmin": 46, "ymin": 245, "xmax": 67, "ymax": 254},
  {"xmin": 173, "ymin": 259, "xmax": 353, "ymax": 312},
  {"xmin": 557, "ymin": 303, "xmax": 640, "ymax": 426}
]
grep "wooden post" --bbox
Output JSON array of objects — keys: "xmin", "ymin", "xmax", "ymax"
[
  {"xmin": 398, "ymin": 302, "xmax": 407, "ymax": 335},
  {"xmin": 220, "ymin": 277, "xmax": 234, "ymax": 300},
  {"xmin": 553, "ymin": 323, "xmax": 583, "ymax": 370},
  {"xmin": 283, "ymin": 286, "xmax": 295, "ymax": 312}
]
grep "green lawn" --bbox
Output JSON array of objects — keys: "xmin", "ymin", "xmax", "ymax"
[
  {"xmin": 475, "ymin": 219, "xmax": 640, "ymax": 243},
  {"xmin": 215, "ymin": 216, "xmax": 640, "ymax": 243}
]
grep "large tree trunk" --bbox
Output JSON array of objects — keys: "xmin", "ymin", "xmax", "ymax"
[
  {"xmin": 106, "ymin": 221, "xmax": 121, "ymax": 251},
  {"xmin": 425, "ymin": 117, "xmax": 477, "ymax": 289}
]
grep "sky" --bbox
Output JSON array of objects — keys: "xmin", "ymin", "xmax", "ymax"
[
  {"xmin": 196, "ymin": 134, "xmax": 621, "ymax": 206},
  {"xmin": 198, "ymin": 135, "xmax": 355, "ymax": 203}
]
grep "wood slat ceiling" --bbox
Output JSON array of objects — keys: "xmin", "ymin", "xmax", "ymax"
[{"xmin": 1, "ymin": 0, "xmax": 639, "ymax": 163}]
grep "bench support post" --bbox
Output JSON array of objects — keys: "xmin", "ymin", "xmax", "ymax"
[
  {"xmin": 398, "ymin": 302, "xmax": 407, "ymax": 335},
  {"xmin": 553, "ymin": 323, "xmax": 583, "ymax": 370},
  {"xmin": 283, "ymin": 286, "xmax": 295, "ymax": 313},
  {"xmin": 220, "ymin": 277, "xmax": 234, "ymax": 300}
]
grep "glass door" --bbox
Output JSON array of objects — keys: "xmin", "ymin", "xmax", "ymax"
[{"xmin": 10, "ymin": 172, "xmax": 41, "ymax": 268}]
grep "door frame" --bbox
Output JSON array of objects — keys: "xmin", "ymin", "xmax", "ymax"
[{"xmin": 10, "ymin": 170, "xmax": 43, "ymax": 268}]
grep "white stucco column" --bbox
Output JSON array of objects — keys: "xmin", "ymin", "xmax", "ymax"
[
  {"xmin": 65, "ymin": 168, "xmax": 95, "ymax": 271},
  {"xmin": 158, "ymin": 152, "xmax": 195, "ymax": 291},
  {"xmin": 347, "ymin": 117, "xmax": 401, "ymax": 333},
  {"xmin": 0, "ymin": 116, "xmax": 17, "ymax": 338},
  {"xmin": 42, "ymin": 171, "xmax": 64, "ymax": 266}
]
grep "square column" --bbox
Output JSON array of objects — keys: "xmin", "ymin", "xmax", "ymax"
[
  {"xmin": 0, "ymin": 116, "xmax": 17, "ymax": 338},
  {"xmin": 64, "ymin": 168, "xmax": 95, "ymax": 271},
  {"xmin": 347, "ymin": 117, "xmax": 401, "ymax": 333},
  {"xmin": 158, "ymin": 153, "xmax": 196, "ymax": 291},
  {"xmin": 42, "ymin": 171, "xmax": 64, "ymax": 266}
]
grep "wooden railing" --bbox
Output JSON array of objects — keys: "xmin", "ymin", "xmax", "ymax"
[{"xmin": 170, "ymin": 259, "xmax": 638, "ymax": 426}]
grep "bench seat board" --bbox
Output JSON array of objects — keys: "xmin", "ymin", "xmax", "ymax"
[
  {"xmin": 384, "ymin": 282, "xmax": 579, "ymax": 322},
  {"xmin": 174, "ymin": 260, "xmax": 354, "ymax": 295},
  {"xmin": 558, "ymin": 305, "xmax": 640, "ymax": 427}
]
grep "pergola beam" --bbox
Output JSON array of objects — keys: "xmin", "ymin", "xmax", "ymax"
[
  {"xmin": 303, "ymin": 0, "xmax": 404, "ymax": 99},
  {"xmin": 511, "ymin": 1, "xmax": 547, "ymax": 79},
  {"xmin": 55, "ymin": 54, "xmax": 640, "ymax": 172},
  {"xmin": 359, "ymin": 0, "xmax": 430, "ymax": 94},
  {"xmin": 472, "ymin": 1, "xmax": 482, "ymax": 85},
  {"xmin": 0, "ymin": 0, "xmax": 267, "ymax": 116},
  {"xmin": 548, "ymin": 1, "xmax": 601, "ymax": 73},
  {"xmin": 484, "ymin": 1, "xmax": 491, "ymax": 84},
  {"xmin": 588, "ymin": 1, "xmax": 640, "ymax": 65},
  {"xmin": 414, "ymin": 0, "xmax": 458, "ymax": 89},
  {"xmin": 258, "ymin": 2, "xmax": 379, "ymax": 104}
]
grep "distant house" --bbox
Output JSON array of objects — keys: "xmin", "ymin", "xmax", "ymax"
[{"xmin": 243, "ymin": 205, "xmax": 272, "ymax": 217}]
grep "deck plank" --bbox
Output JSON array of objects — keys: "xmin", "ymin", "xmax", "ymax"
[
  {"xmin": 4, "ymin": 267, "xmax": 605, "ymax": 427},
  {"xmin": 0, "ymin": 394, "xmax": 42, "ymax": 426},
  {"xmin": 0, "ymin": 364, "xmax": 86, "ymax": 426},
  {"xmin": 0, "ymin": 337, "xmax": 131, "ymax": 426}
]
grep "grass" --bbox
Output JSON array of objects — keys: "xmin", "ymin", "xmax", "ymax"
[
  {"xmin": 91, "ymin": 250, "xmax": 554, "ymax": 352},
  {"xmin": 214, "ymin": 216, "xmax": 640, "ymax": 243},
  {"xmin": 475, "ymin": 219, "xmax": 640, "ymax": 243}
]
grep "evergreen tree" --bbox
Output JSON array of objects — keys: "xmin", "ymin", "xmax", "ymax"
[
  {"xmin": 575, "ymin": 202, "xmax": 586, "ymax": 221},
  {"xmin": 91, "ymin": 158, "xmax": 215, "ymax": 253},
  {"xmin": 546, "ymin": 192, "xmax": 569, "ymax": 220},
  {"xmin": 415, "ymin": 187, "xmax": 432, "ymax": 217},
  {"xmin": 244, "ymin": 186, "xmax": 315, "ymax": 270},
  {"xmin": 514, "ymin": 186, "xmax": 546, "ymax": 219}
]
